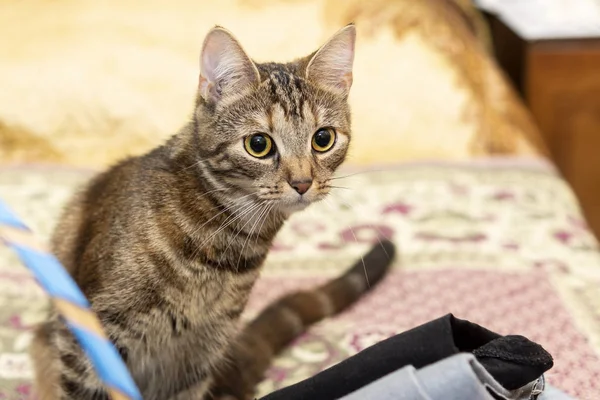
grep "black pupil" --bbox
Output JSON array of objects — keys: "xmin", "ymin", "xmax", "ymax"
[
  {"xmin": 315, "ymin": 130, "xmax": 331, "ymax": 148},
  {"xmin": 250, "ymin": 135, "xmax": 268, "ymax": 153}
]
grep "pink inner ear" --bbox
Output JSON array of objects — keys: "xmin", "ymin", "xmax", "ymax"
[
  {"xmin": 306, "ymin": 27, "xmax": 356, "ymax": 93},
  {"xmin": 198, "ymin": 28, "xmax": 259, "ymax": 102},
  {"xmin": 341, "ymin": 71, "xmax": 353, "ymax": 91},
  {"xmin": 200, "ymin": 34, "xmax": 226, "ymax": 84},
  {"xmin": 198, "ymin": 74, "xmax": 214, "ymax": 100}
]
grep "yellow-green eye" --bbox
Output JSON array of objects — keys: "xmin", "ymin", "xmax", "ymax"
[
  {"xmin": 244, "ymin": 134, "xmax": 273, "ymax": 158},
  {"xmin": 312, "ymin": 128, "xmax": 336, "ymax": 152}
]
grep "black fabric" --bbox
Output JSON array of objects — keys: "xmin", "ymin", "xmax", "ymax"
[
  {"xmin": 474, "ymin": 335, "xmax": 554, "ymax": 390},
  {"xmin": 259, "ymin": 314, "xmax": 553, "ymax": 400}
]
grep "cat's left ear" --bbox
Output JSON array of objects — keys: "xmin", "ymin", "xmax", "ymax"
[
  {"xmin": 199, "ymin": 26, "xmax": 260, "ymax": 104},
  {"xmin": 306, "ymin": 24, "xmax": 356, "ymax": 96}
]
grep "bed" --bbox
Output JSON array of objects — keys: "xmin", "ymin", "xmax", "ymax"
[{"xmin": 0, "ymin": 1, "xmax": 598, "ymax": 399}]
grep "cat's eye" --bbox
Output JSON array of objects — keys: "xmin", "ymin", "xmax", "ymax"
[
  {"xmin": 244, "ymin": 133, "xmax": 274, "ymax": 158},
  {"xmin": 312, "ymin": 128, "xmax": 336, "ymax": 152}
]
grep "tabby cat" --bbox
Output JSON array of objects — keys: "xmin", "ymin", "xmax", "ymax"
[{"xmin": 30, "ymin": 24, "xmax": 395, "ymax": 400}]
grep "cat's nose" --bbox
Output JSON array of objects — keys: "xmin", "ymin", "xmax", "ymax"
[{"xmin": 289, "ymin": 179, "xmax": 312, "ymax": 195}]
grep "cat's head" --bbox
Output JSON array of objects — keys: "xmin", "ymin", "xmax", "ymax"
[{"xmin": 194, "ymin": 25, "xmax": 355, "ymax": 214}]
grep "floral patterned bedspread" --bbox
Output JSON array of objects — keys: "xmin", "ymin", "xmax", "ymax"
[{"xmin": 1, "ymin": 159, "xmax": 599, "ymax": 399}]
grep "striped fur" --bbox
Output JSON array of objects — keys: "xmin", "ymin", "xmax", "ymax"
[
  {"xmin": 29, "ymin": 24, "xmax": 393, "ymax": 400},
  {"xmin": 208, "ymin": 240, "xmax": 395, "ymax": 399}
]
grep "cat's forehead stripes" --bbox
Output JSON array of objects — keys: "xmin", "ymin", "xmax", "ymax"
[{"xmin": 266, "ymin": 68, "xmax": 307, "ymax": 120}]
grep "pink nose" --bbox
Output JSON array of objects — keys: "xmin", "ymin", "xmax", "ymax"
[{"xmin": 290, "ymin": 180, "xmax": 312, "ymax": 195}]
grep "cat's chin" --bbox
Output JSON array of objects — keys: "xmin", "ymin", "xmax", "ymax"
[{"xmin": 276, "ymin": 198, "xmax": 312, "ymax": 215}]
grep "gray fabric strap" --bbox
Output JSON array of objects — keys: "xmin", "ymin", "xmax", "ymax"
[
  {"xmin": 418, "ymin": 353, "xmax": 511, "ymax": 399},
  {"xmin": 338, "ymin": 364, "xmax": 431, "ymax": 400},
  {"xmin": 339, "ymin": 353, "xmax": 575, "ymax": 400}
]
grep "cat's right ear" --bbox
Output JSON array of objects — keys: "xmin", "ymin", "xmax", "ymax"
[{"xmin": 199, "ymin": 27, "xmax": 260, "ymax": 104}]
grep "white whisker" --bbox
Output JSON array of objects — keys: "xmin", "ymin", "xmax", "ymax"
[
  {"xmin": 188, "ymin": 192, "xmax": 258, "ymax": 239},
  {"xmin": 235, "ymin": 201, "xmax": 271, "ymax": 272},
  {"xmin": 328, "ymin": 185, "xmax": 352, "ymax": 191},
  {"xmin": 197, "ymin": 200, "xmax": 264, "ymax": 251},
  {"xmin": 330, "ymin": 168, "xmax": 394, "ymax": 181},
  {"xmin": 253, "ymin": 202, "xmax": 275, "ymax": 249},
  {"xmin": 328, "ymin": 196, "xmax": 391, "ymax": 261},
  {"xmin": 323, "ymin": 198, "xmax": 370, "ymax": 288},
  {"xmin": 219, "ymin": 200, "xmax": 267, "ymax": 268}
]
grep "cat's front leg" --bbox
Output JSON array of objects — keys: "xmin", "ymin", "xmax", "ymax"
[
  {"xmin": 168, "ymin": 377, "xmax": 214, "ymax": 400},
  {"xmin": 169, "ymin": 373, "xmax": 254, "ymax": 400},
  {"xmin": 30, "ymin": 320, "xmax": 108, "ymax": 400},
  {"xmin": 30, "ymin": 322, "xmax": 63, "ymax": 400}
]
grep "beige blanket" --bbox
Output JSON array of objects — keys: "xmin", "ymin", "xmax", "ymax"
[
  {"xmin": 0, "ymin": 0, "xmax": 545, "ymax": 167},
  {"xmin": 2, "ymin": 160, "xmax": 599, "ymax": 399}
]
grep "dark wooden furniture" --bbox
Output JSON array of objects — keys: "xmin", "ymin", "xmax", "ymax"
[{"xmin": 486, "ymin": 14, "xmax": 600, "ymax": 237}]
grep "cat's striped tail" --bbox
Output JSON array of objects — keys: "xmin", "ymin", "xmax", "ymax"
[{"xmin": 208, "ymin": 239, "xmax": 396, "ymax": 400}]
